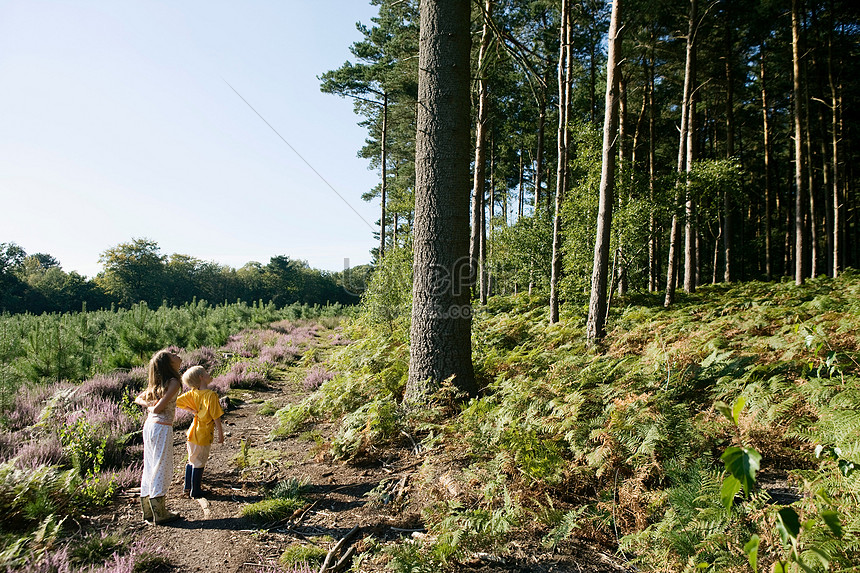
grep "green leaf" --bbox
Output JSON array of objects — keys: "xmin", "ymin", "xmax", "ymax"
[
  {"xmin": 721, "ymin": 446, "xmax": 762, "ymax": 495},
  {"xmin": 715, "ymin": 401, "xmax": 733, "ymax": 424},
  {"xmin": 772, "ymin": 561, "xmax": 786, "ymax": 573},
  {"xmin": 821, "ymin": 509, "xmax": 843, "ymax": 538},
  {"xmin": 776, "ymin": 507, "xmax": 801, "ymax": 545},
  {"xmin": 732, "ymin": 396, "xmax": 746, "ymax": 425},
  {"xmin": 838, "ymin": 459, "xmax": 855, "ymax": 477},
  {"xmin": 720, "ymin": 475, "xmax": 741, "ymax": 510},
  {"xmin": 743, "ymin": 534, "xmax": 760, "ymax": 573}
]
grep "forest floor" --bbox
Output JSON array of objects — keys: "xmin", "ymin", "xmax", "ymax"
[{"xmin": 100, "ymin": 345, "xmax": 635, "ymax": 572}]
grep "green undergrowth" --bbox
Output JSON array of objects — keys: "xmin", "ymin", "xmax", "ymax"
[
  {"xmin": 292, "ymin": 269, "xmax": 860, "ymax": 571},
  {"xmin": 241, "ymin": 478, "xmax": 309, "ymax": 525}
]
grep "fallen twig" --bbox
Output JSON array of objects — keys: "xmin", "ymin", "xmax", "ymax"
[{"xmin": 318, "ymin": 525, "xmax": 360, "ymax": 573}]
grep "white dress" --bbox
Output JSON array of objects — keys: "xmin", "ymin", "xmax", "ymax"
[{"xmin": 140, "ymin": 399, "xmax": 176, "ymax": 498}]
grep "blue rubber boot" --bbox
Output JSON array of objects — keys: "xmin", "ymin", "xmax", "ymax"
[
  {"xmin": 183, "ymin": 464, "xmax": 193, "ymax": 498},
  {"xmin": 190, "ymin": 467, "xmax": 205, "ymax": 498}
]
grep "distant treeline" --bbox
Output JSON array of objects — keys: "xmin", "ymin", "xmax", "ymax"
[{"xmin": 0, "ymin": 238, "xmax": 373, "ymax": 314}]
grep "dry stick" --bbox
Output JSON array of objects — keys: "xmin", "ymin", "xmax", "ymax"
[
  {"xmin": 318, "ymin": 525, "xmax": 360, "ymax": 573},
  {"xmin": 332, "ymin": 546, "xmax": 356, "ymax": 573}
]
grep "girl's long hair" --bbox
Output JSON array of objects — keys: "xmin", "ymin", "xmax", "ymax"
[{"xmin": 143, "ymin": 349, "xmax": 181, "ymax": 402}]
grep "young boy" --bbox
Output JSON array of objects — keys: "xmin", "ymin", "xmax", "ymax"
[{"xmin": 176, "ymin": 365, "xmax": 224, "ymax": 498}]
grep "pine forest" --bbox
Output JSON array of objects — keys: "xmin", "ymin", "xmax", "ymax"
[{"xmin": 1, "ymin": 0, "xmax": 859, "ymax": 572}]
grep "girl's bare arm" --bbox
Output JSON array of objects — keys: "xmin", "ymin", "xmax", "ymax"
[{"xmin": 149, "ymin": 378, "xmax": 181, "ymax": 414}]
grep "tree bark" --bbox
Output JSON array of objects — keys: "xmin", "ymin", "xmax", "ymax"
[
  {"xmin": 380, "ymin": 94, "xmax": 388, "ymax": 260},
  {"xmin": 549, "ymin": 0, "xmax": 571, "ymax": 324},
  {"xmin": 586, "ymin": 0, "xmax": 621, "ymax": 342},
  {"xmin": 665, "ymin": 0, "xmax": 696, "ymax": 307},
  {"xmin": 648, "ymin": 46, "xmax": 658, "ymax": 292},
  {"xmin": 406, "ymin": 0, "xmax": 476, "ymax": 404},
  {"xmin": 792, "ymin": 0, "xmax": 805, "ymax": 286},
  {"xmin": 760, "ymin": 46, "xmax": 773, "ymax": 281},
  {"xmin": 617, "ymin": 70, "xmax": 628, "ymax": 296},
  {"xmin": 469, "ymin": 0, "xmax": 492, "ymax": 298},
  {"xmin": 684, "ymin": 31, "xmax": 698, "ymax": 293},
  {"xmin": 535, "ymin": 85, "xmax": 547, "ymax": 211},
  {"xmin": 723, "ymin": 22, "xmax": 734, "ymax": 283},
  {"xmin": 827, "ymin": 9, "xmax": 840, "ymax": 277}
]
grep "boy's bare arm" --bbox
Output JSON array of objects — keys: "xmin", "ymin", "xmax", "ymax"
[{"xmin": 214, "ymin": 418, "xmax": 224, "ymax": 444}]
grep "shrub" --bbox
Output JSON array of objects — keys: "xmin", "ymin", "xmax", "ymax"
[
  {"xmin": 279, "ymin": 544, "xmax": 327, "ymax": 568},
  {"xmin": 302, "ymin": 366, "xmax": 335, "ymax": 392},
  {"xmin": 240, "ymin": 497, "xmax": 306, "ymax": 525},
  {"xmin": 13, "ymin": 435, "xmax": 65, "ymax": 470}
]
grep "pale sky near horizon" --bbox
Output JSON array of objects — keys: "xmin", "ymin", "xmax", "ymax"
[{"xmin": 0, "ymin": 1, "xmax": 382, "ymax": 278}]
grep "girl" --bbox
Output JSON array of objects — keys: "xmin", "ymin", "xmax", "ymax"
[{"xmin": 135, "ymin": 349, "xmax": 183, "ymax": 524}]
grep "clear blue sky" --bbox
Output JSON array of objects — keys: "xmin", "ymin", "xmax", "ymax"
[{"xmin": 0, "ymin": 1, "xmax": 382, "ymax": 278}]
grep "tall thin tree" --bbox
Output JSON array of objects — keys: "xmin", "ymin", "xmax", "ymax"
[
  {"xmin": 586, "ymin": 0, "xmax": 622, "ymax": 342},
  {"xmin": 549, "ymin": 0, "xmax": 572, "ymax": 324},
  {"xmin": 665, "ymin": 0, "xmax": 697, "ymax": 307},
  {"xmin": 792, "ymin": 0, "xmax": 806, "ymax": 286},
  {"xmin": 470, "ymin": 0, "xmax": 493, "ymax": 300}
]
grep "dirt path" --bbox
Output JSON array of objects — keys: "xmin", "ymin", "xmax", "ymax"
[
  {"xmin": 114, "ymin": 371, "xmax": 403, "ymax": 572},
  {"xmin": 112, "ymin": 366, "xmax": 633, "ymax": 572}
]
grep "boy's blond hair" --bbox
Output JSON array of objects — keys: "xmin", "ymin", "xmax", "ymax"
[{"xmin": 182, "ymin": 365, "xmax": 209, "ymax": 389}]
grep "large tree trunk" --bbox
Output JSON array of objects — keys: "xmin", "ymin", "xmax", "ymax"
[
  {"xmin": 586, "ymin": 0, "xmax": 622, "ymax": 342},
  {"xmin": 549, "ymin": 0, "xmax": 571, "ymax": 324},
  {"xmin": 792, "ymin": 0, "xmax": 805, "ymax": 286},
  {"xmin": 665, "ymin": 0, "xmax": 696, "ymax": 307},
  {"xmin": 469, "ymin": 0, "xmax": 492, "ymax": 298},
  {"xmin": 406, "ymin": 0, "xmax": 477, "ymax": 405}
]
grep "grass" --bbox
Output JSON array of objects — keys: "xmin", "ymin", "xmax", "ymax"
[
  {"xmin": 278, "ymin": 543, "xmax": 328, "ymax": 568},
  {"xmin": 241, "ymin": 478, "xmax": 310, "ymax": 525}
]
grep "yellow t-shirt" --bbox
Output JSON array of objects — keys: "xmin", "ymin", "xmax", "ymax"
[{"xmin": 176, "ymin": 388, "xmax": 224, "ymax": 446}]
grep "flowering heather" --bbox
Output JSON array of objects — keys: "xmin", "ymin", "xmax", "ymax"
[
  {"xmin": 174, "ymin": 407, "xmax": 194, "ymax": 430},
  {"xmin": 285, "ymin": 325, "xmax": 319, "ymax": 348},
  {"xmin": 5, "ymin": 383, "xmax": 57, "ymax": 431},
  {"xmin": 0, "ymin": 430, "xmax": 21, "ymax": 462},
  {"xmin": 103, "ymin": 461, "xmax": 142, "ymax": 490},
  {"xmin": 223, "ymin": 331, "xmax": 262, "ymax": 358},
  {"xmin": 302, "ymin": 366, "xmax": 335, "ymax": 392},
  {"xmin": 85, "ymin": 538, "xmax": 169, "ymax": 573},
  {"xmin": 208, "ymin": 375, "xmax": 230, "ymax": 396},
  {"xmin": 15, "ymin": 545, "xmax": 72, "ymax": 573},
  {"xmin": 13, "ymin": 434, "xmax": 65, "ymax": 470},
  {"xmin": 270, "ymin": 320, "xmax": 296, "ymax": 334},
  {"xmin": 77, "ymin": 370, "xmax": 142, "ymax": 403},
  {"xmin": 260, "ymin": 342, "xmax": 300, "ymax": 365},
  {"xmin": 69, "ymin": 397, "xmax": 137, "ymax": 437},
  {"xmin": 181, "ymin": 346, "xmax": 218, "ymax": 372},
  {"xmin": 220, "ymin": 361, "xmax": 268, "ymax": 390}
]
